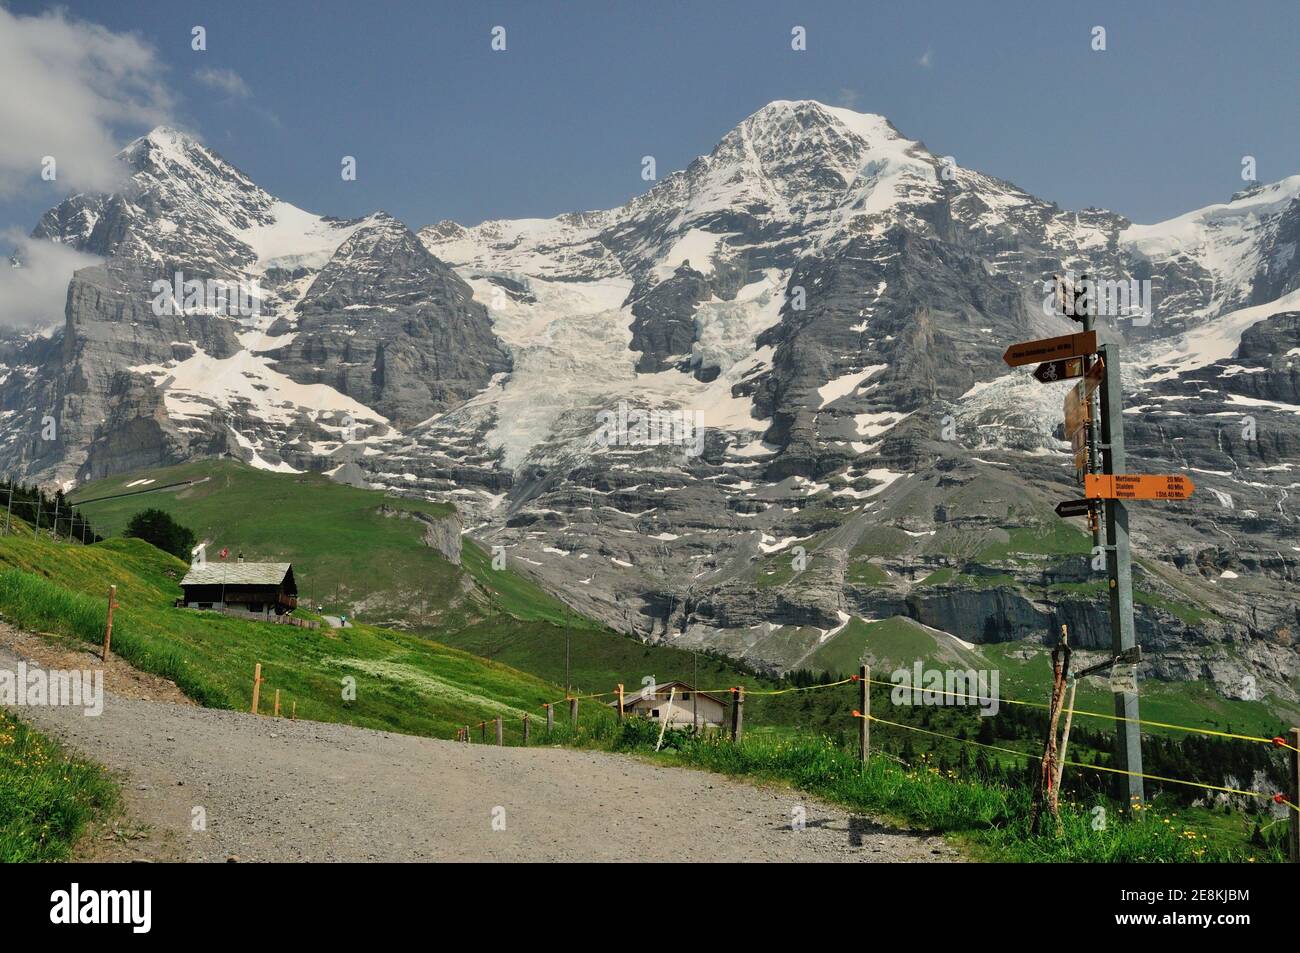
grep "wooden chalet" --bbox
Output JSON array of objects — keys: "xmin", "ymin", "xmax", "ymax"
[{"xmin": 178, "ymin": 561, "xmax": 298, "ymax": 615}]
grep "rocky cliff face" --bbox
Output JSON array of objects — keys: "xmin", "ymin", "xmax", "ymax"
[
  {"xmin": 5, "ymin": 104, "xmax": 1298, "ymax": 706},
  {"xmin": 5, "ymin": 127, "xmax": 510, "ymax": 485},
  {"xmin": 266, "ymin": 215, "xmax": 509, "ymax": 427}
]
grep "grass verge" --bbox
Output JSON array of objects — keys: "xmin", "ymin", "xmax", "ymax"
[
  {"xmin": 0, "ymin": 709, "xmax": 119, "ymax": 862},
  {"xmin": 569, "ymin": 719, "xmax": 1287, "ymax": 863}
]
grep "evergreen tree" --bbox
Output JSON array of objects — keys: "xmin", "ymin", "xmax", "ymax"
[{"xmin": 124, "ymin": 508, "xmax": 197, "ymax": 560}]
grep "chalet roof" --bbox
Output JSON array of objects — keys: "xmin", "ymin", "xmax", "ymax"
[
  {"xmin": 608, "ymin": 681, "xmax": 728, "ymax": 707},
  {"xmin": 180, "ymin": 562, "xmax": 292, "ymax": 587}
]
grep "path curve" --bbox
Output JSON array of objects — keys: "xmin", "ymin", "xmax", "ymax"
[{"xmin": 1, "ymin": 641, "xmax": 961, "ymax": 863}]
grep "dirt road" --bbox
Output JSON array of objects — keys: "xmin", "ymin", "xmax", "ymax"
[{"xmin": 1, "ymin": 638, "xmax": 961, "ymax": 863}]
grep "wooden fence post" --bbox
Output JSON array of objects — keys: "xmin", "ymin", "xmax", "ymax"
[
  {"xmin": 480, "ymin": 721, "xmax": 487, "ymax": 743},
  {"xmin": 860, "ymin": 664, "xmax": 870, "ymax": 764},
  {"xmin": 291, "ymin": 701, "xmax": 297, "ymax": 720},
  {"xmin": 250, "ymin": 663, "xmax": 263, "ymax": 715},
  {"xmin": 1289, "ymin": 727, "xmax": 1299, "ymax": 863},
  {"xmin": 523, "ymin": 713, "xmax": 530, "ymax": 745},
  {"xmin": 463, "ymin": 724, "xmax": 470, "ymax": 744},
  {"xmin": 273, "ymin": 689, "xmax": 281, "ymax": 718},
  {"xmin": 617, "ymin": 683, "xmax": 624, "ymax": 721},
  {"xmin": 495, "ymin": 716, "xmax": 503, "ymax": 745},
  {"xmin": 569, "ymin": 696, "xmax": 578, "ymax": 731},
  {"xmin": 1030, "ymin": 627, "xmax": 1070, "ymax": 834},
  {"xmin": 731, "ymin": 687, "xmax": 745, "ymax": 743},
  {"xmin": 102, "ymin": 585, "xmax": 118, "ymax": 661},
  {"xmin": 546, "ymin": 704, "xmax": 554, "ymax": 737}
]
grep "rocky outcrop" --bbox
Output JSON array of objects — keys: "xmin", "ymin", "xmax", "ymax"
[
  {"xmin": 377, "ymin": 504, "xmax": 462, "ymax": 565},
  {"xmin": 267, "ymin": 216, "xmax": 510, "ymax": 426}
]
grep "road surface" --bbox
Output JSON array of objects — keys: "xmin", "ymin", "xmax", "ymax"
[{"xmin": 1, "ymin": 631, "xmax": 961, "ymax": 863}]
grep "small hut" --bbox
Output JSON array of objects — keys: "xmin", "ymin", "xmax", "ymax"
[{"xmin": 178, "ymin": 562, "xmax": 297, "ymax": 615}]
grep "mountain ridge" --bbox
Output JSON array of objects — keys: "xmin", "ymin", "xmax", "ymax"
[{"xmin": 3, "ymin": 100, "xmax": 1298, "ymax": 706}]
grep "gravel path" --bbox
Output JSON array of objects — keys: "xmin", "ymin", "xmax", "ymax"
[{"xmin": 1, "ymin": 641, "xmax": 961, "ymax": 863}]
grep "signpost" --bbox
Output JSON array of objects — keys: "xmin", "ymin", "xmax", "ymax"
[
  {"xmin": 1054, "ymin": 499, "xmax": 1092, "ymax": 519},
  {"xmin": 1002, "ymin": 330, "xmax": 1097, "ymax": 368},
  {"xmin": 1007, "ymin": 283, "xmax": 1195, "ymax": 805},
  {"xmin": 1033, "ymin": 356, "xmax": 1085, "ymax": 384},
  {"xmin": 1064, "ymin": 383, "xmax": 1090, "ymax": 438},
  {"xmin": 1085, "ymin": 474, "xmax": 1195, "ymax": 501}
]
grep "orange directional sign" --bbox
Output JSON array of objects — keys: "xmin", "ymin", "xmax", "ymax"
[
  {"xmin": 1003, "ymin": 330, "xmax": 1097, "ymax": 368},
  {"xmin": 1085, "ymin": 474, "xmax": 1195, "ymax": 501},
  {"xmin": 1064, "ymin": 382, "xmax": 1090, "ymax": 437},
  {"xmin": 1084, "ymin": 355, "xmax": 1105, "ymax": 398}
]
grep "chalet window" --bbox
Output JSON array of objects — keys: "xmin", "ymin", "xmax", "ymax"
[
  {"xmin": 651, "ymin": 709, "xmax": 660, "ymax": 718},
  {"xmin": 681, "ymin": 692, "xmax": 691, "ymax": 700}
]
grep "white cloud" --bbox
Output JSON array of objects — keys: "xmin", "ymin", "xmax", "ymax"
[
  {"xmin": 0, "ymin": 7, "xmax": 174, "ymax": 197},
  {"xmin": 194, "ymin": 66, "xmax": 251, "ymax": 99},
  {"xmin": 0, "ymin": 232, "xmax": 103, "ymax": 329},
  {"xmin": 837, "ymin": 88, "xmax": 860, "ymax": 109},
  {"xmin": 918, "ymin": 48, "xmax": 933, "ymax": 68}
]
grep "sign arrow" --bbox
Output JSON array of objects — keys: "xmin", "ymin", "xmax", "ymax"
[
  {"xmin": 1054, "ymin": 498, "xmax": 1092, "ymax": 519},
  {"xmin": 1003, "ymin": 330, "xmax": 1097, "ymax": 368}
]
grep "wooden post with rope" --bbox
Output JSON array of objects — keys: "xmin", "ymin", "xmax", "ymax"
[
  {"xmin": 617, "ymin": 683, "xmax": 624, "ymax": 721},
  {"xmin": 730, "ymin": 687, "xmax": 745, "ymax": 743},
  {"xmin": 273, "ymin": 689, "xmax": 281, "ymax": 718},
  {"xmin": 480, "ymin": 721, "xmax": 487, "ymax": 743},
  {"xmin": 569, "ymin": 696, "xmax": 578, "ymax": 731},
  {"xmin": 522, "ymin": 713, "xmax": 530, "ymax": 745},
  {"xmin": 250, "ymin": 662, "xmax": 264, "ymax": 715},
  {"xmin": 545, "ymin": 704, "xmax": 554, "ymax": 737},
  {"xmin": 495, "ymin": 716, "xmax": 503, "ymax": 745},
  {"xmin": 654, "ymin": 686, "xmax": 677, "ymax": 752},
  {"xmin": 1052, "ymin": 673, "xmax": 1080, "ymax": 815},
  {"xmin": 859, "ymin": 664, "xmax": 870, "ymax": 764},
  {"xmin": 1030, "ymin": 625, "xmax": 1071, "ymax": 834},
  {"xmin": 102, "ymin": 585, "xmax": 118, "ymax": 661}
]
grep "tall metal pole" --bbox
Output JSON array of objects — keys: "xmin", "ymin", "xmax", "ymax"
[
  {"xmin": 1097, "ymin": 339, "xmax": 1144, "ymax": 803},
  {"xmin": 3, "ymin": 477, "xmax": 12, "ymax": 536},
  {"xmin": 1081, "ymin": 310, "xmax": 1103, "ymax": 560}
]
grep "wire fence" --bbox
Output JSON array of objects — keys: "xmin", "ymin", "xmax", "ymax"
[{"xmin": 451, "ymin": 670, "xmax": 1300, "ymax": 822}]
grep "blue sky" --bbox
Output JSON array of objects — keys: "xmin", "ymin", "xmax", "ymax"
[{"xmin": 4, "ymin": 0, "xmax": 1300, "ymax": 236}]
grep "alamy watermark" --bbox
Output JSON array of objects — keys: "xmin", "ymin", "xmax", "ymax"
[
  {"xmin": 151, "ymin": 271, "xmax": 262, "ymax": 318},
  {"xmin": 1044, "ymin": 270, "xmax": 1152, "ymax": 326},
  {"xmin": 594, "ymin": 401, "xmax": 705, "ymax": 457},
  {"xmin": 890, "ymin": 663, "xmax": 1000, "ymax": 716},
  {"xmin": 0, "ymin": 661, "xmax": 103, "ymax": 716}
]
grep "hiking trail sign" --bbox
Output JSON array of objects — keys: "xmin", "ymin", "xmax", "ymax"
[
  {"xmin": 1085, "ymin": 474, "xmax": 1195, "ymax": 500},
  {"xmin": 1008, "ymin": 310, "xmax": 1144, "ymax": 802},
  {"xmin": 1002, "ymin": 330, "xmax": 1097, "ymax": 368},
  {"xmin": 1054, "ymin": 498, "xmax": 1093, "ymax": 519},
  {"xmin": 1033, "ymin": 356, "xmax": 1085, "ymax": 384}
]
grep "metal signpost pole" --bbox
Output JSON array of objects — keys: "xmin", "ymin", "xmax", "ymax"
[{"xmin": 1097, "ymin": 338, "xmax": 1144, "ymax": 804}]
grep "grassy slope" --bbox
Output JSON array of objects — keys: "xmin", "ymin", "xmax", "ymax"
[
  {"xmin": 71, "ymin": 459, "xmax": 460, "ymax": 620},
  {"xmin": 0, "ymin": 531, "xmax": 578, "ymax": 743}
]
